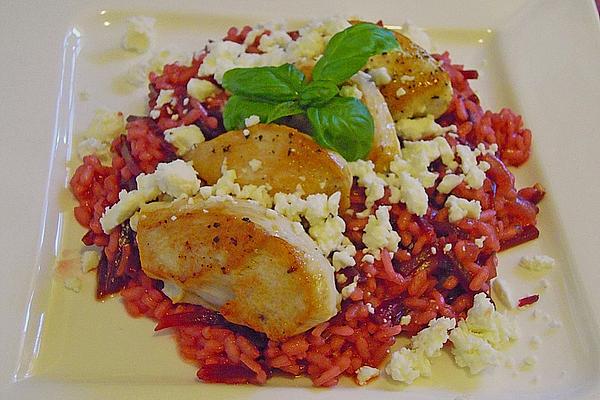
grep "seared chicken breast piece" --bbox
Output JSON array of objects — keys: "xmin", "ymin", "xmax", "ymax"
[
  {"xmin": 185, "ymin": 124, "xmax": 352, "ymax": 210},
  {"xmin": 350, "ymin": 71, "xmax": 401, "ymax": 172},
  {"xmin": 136, "ymin": 197, "xmax": 340, "ymax": 340},
  {"xmin": 366, "ymin": 30, "xmax": 452, "ymax": 120}
]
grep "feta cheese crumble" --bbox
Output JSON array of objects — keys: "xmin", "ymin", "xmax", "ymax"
[
  {"xmin": 198, "ymin": 17, "xmax": 350, "ymax": 83},
  {"xmin": 64, "ymin": 277, "xmax": 82, "ymax": 293},
  {"xmin": 445, "ymin": 195, "xmax": 481, "ymax": 223},
  {"xmin": 244, "ymin": 115, "xmax": 260, "ymax": 127},
  {"xmin": 155, "ymin": 160, "xmax": 201, "ymax": 198},
  {"xmin": 122, "ymin": 16, "xmax": 155, "ymax": 53},
  {"xmin": 163, "ymin": 125, "xmax": 205, "ymax": 156},
  {"xmin": 356, "ymin": 366, "xmax": 380, "ymax": 385},
  {"xmin": 273, "ymin": 191, "xmax": 356, "ymax": 270},
  {"xmin": 80, "ymin": 250, "xmax": 100, "ymax": 273},
  {"xmin": 395, "ymin": 115, "xmax": 454, "ymax": 141},
  {"xmin": 125, "ymin": 49, "xmax": 174, "ymax": 87},
  {"xmin": 362, "ymin": 206, "xmax": 401, "ymax": 257},
  {"xmin": 187, "ymin": 78, "xmax": 220, "ymax": 101},
  {"xmin": 369, "ymin": 66, "xmax": 392, "ymax": 86},
  {"xmin": 492, "ymin": 277, "xmax": 515, "ymax": 309},
  {"xmin": 81, "ymin": 109, "xmax": 125, "ymax": 143},
  {"xmin": 155, "ymin": 89, "xmax": 175, "ymax": 108},
  {"xmin": 518, "ymin": 255, "xmax": 556, "ymax": 272},
  {"xmin": 449, "ymin": 293, "xmax": 518, "ymax": 374},
  {"xmin": 386, "ymin": 317, "xmax": 456, "ymax": 384},
  {"xmin": 456, "ymin": 144, "xmax": 489, "ymax": 189},
  {"xmin": 437, "ymin": 173, "xmax": 464, "ymax": 194},
  {"xmin": 341, "ymin": 276, "xmax": 358, "ymax": 299},
  {"xmin": 348, "ymin": 159, "xmax": 386, "ymax": 216},
  {"xmin": 100, "ymin": 160, "xmax": 200, "ymax": 233},
  {"xmin": 77, "ymin": 138, "xmax": 111, "ymax": 164}
]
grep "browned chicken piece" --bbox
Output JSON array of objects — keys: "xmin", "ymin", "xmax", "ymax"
[
  {"xmin": 185, "ymin": 123, "xmax": 352, "ymax": 210},
  {"xmin": 136, "ymin": 197, "xmax": 339, "ymax": 341},
  {"xmin": 350, "ymin": 71, "xmax": 401, "ymax": 172},
  {"xmin": 366, "ymin": 30, "xmax": 452, "ymax": 120}
]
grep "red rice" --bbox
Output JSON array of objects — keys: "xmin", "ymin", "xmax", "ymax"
[{"xmin": 67, "ymin": 24, "xmax": 543, "ymax": 387}]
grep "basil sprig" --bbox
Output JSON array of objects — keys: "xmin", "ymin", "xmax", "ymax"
[{"xmin": 221, "ymin": 23, "xmax": 399, "ymax": 161}]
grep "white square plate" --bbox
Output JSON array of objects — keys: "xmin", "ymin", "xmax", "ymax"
[{"xmin": 2, "ymin": 1, "xmax": 600, "ymax": 399}]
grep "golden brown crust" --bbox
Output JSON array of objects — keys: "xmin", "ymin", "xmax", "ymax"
[
  {"xmin": 185, "ymin": 124, "xmax": 352, "ymax": 210},
  {"xmin": 367, "ymin": 30, "xmax": 452, "ymax": 120},
  {"xmin": 136, "ymin": 198, "xmax": 339, "ymax": 340}
]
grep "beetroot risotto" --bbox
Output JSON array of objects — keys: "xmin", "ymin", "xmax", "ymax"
[{"xmin": 69, "ymin": 18, "xmax": 545, "ymax": 387}]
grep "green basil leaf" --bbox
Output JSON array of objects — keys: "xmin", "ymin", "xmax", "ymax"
[
  {"xmin": 223, "ymin": 95, "xmax": 303, "ymax": 130},
  {"xmin": 312, "ymin": 23, "xmax": 399, "ymax": 85},
  {"xmin": 299, "ymin": 81, "xmax": 339, "ymax": 107},
  {"xmin": 267, "ymin": 101, "xmax": 304, "ymax": 123},
  {"xmin": 222, "ymin": 64, "xmax": 305, "ymax": 102},
  {"xmin": 306, "ymin": 97, "xmax": 374, "ymax": 161}
]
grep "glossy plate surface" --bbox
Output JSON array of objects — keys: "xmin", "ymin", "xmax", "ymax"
[{"xmin": 1, "ymin": 1, "xmax": 599, "ymax": 398}]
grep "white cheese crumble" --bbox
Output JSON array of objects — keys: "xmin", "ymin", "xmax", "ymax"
[
  {"xmin": 386, "ymin": 347, "xmax": 429, "ymax": 384},
  {"xmin": 456, "ymin": 144, "xmax": 489, "ymax": 189},
  {"xmin": 518, "ymin": 255, "xmax": 556, "ymax": 272},
  {"xmin": 400, "ymin": 315, "xmax": 412, "ymax": 326},
  {"xmin": 273, "ymin": 191, "xmax": 356, "ymax": 269},
  {"xmin": 77, "ymin": 138, "xmax": 111, "ymax": 164},
  {"xmin": 362, "ymin": 254, "xmax": 375, "ymax": 264},
  {"xmin": 348, "ymin": 159, "xmax": 386, "ymax": 216},
  {"xmin": 125, "ymin": 49, "xmax": 173, "ymax": 87},
  {"xmin": 400, "ymin": 74, "xmax": 415, "ymax": 82},
  {"xmin": 198, "ymin": 17, "xmax": 350, "ymax": 83},
  {"xmin": 80, "ymin": 250, "xmax": 100, "ymax": 273},
  {"xmin": 187, "ymin": 78, "xmax": 220, "ymax": 101},
  {"xmin": 155, "ymin": 160, "xmax": 201, "ymax": 198},
  {"xmin": 449, "ymin": 293, "xmax": 518, "ymax": 374},
  {"xmin": 64, "ymin": 277, "xmax": 82, "ymax": 293},
  {"xmin": 362, "ymin": 206, "xmax": 401, "ymax": 258},
  {"xmin": 100, "ymin": 160, "xmax": 200, "ymax": 233},
  {"xmin": 341, "ymin": 276, "xmax": 358, "ymax": 300},
  {"xmin": 244, "ymin": 115, "xmax": 260, "ymax": 127},
  {"xmin": 163, "ymin": 125, "xmax": 205, "ymax": 156},
  {"xmin": 309, "ymin": 215, "xmax": 347, "ymax": 256},
  {"xmin": 369, "ymin": 67, "xmax": 392, "ymax": 86},
  {"xmin": 332, "ymin": 247, "xmax": 357, "ymax": 270},
  {"xmin": 474, "ymin": 236, "xmax": 486, "ymax": 248},
  {"xmin": 386, "ymin": 317, "xmax": 456, "ymax": 384},
  {"xmin": 81, "ymin": 109, "xmax": 125, "ymax": 143},
  {"xmin": 339, "ymin": 85, "xmax": 363, "ymax": 99},
  {"xmin": 412, "ymin": 317, "xmax": 457, "ymax": 358},
  {"xmin": 395, "ymin": 115, "xmax": 454, "ymax": 141},
  {"xmin": 248, "ymin": 159, "xmax": 263, "ymax": 172},
  {"xmin": 121, "ymin": 16, "xmax": 155, "ymax": 53},
  {"xmin": 387, "ymin": 171, "xmax": 429, "ymax": 216},
  {"xmin": 395, "ymin": 87, "xmax": 407, "ymax": 97},
  {"xmin": 437, "ymin": 173, "xmax": 464, "ymax": 194},
  {"xmin": 445, "ymin": 195, "xmax": 481, "ymax": 223},
  {"xmin": 390, "ymin": 137, "xmax": 458, "ymax": 188},
  {"xmin": 356, "ymin": 366, "xmax": 380, "ymax": 385},
  {"xmin": 155, "ymin": 89, "xmax": 175, "ymax": 108},
  {"xmin": 492, "ymin": 277, "xmax": 515, "ymax": 309}
]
